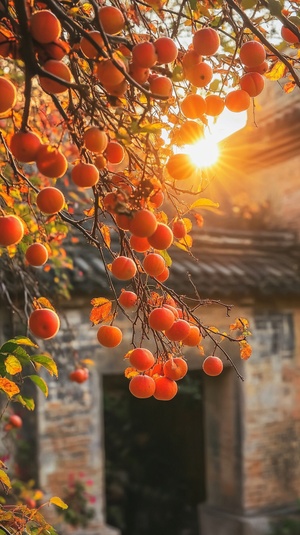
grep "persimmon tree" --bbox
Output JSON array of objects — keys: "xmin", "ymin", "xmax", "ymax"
[{"xmin": 0, "ymin": 0, "xmax": 299, "ymax": 530}]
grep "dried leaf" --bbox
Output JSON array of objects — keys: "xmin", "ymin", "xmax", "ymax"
[
  {"xmin": 124, "ymin": 367, "xmax": 139, "ymax": 379},
  {"xmin": 90, "ymin": 298, "xmax": 112, "ymax": 325},
  {"xmin": 0, "ymin": 377, "xmax": 20, "ymax": 398},
  {"xmin": 240, "ymin": 341, "xmax": 252, "ymax": 360},
  {"xmin": 100, "ymin": 224, "xmax": 111, "ymax": 248},
  {"xmin": 230, "ymin": 318, "xmax": 250, "ymax": 331}
]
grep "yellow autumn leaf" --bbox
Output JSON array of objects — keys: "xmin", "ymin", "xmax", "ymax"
[
  {"xmin": 124, "ymin": 367, "xmax": 139, "ymax": 379},
  {"xmin": 0, "ymin": 377, "xmax": 20, "ymax": 398},
  {"xmin": 0, "ymin": 469, "xmax": 11, "ymax": 489},
  {"xmin": 5, "ymin": 355, "xmax": 22, "ymax": 375},
  {"xmin": 50, "ymin": 496, "xmax": 68, "ymax": 509},
  {"xmin": 265, "ymin": 61, "xmax": 286, "ymax": 81}
]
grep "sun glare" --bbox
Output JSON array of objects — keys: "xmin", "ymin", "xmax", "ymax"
[{"xmin": 184, "ymin": 137, "xmax": 220, "ymax": 168}]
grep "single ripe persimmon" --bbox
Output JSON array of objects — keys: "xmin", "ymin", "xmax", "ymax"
[
  {"xmin": 181, "ymin": 94, "xmax": 207, "ymax": 119},
  {"xmin": 115, "ymin": 213, "xmax": 132, "ymax": 231},
  {"xmin": 0, "ymin": 215, "xmax": 24, "ymax": 246},
  {"xmin": 0, "ymin": 29, "xmax": 14, "ymax": 58},
  {"xmin": 97, "ymin": 325, "xmax": 122, "ymax": 347},
  {"xmin": 225, "ymin": 89, "xmax": 251, "ymax": 113},
  {"xmin": 149, "ymin": 189, "xmax": 164, "ymax": 208},
  {"xmin": 182, "ymin": 325, "xmax": 202, "ymax": 346},
  {"xmin": 36, "ymin": 187, "xmax": 65, "ymax": 214},
  {"xmin": 96, "ymin": 58, "xmax": 125, "ymax": 86},
  {"xmin": 143, "ymin": 253, "xmax": 166, "ymax": 277},
  {"xmin": 202, "ymin": 355, "xmax": 223, "ymax": 376},
  {"xmin": 129, "ymin": 209, "xmax": 157, "ymax": 238},
  {"xmin": 98, "ymin": 5, "xmax": 125, "ymax": 35},
  {"xmin": 83, "ymin": 127, "xmax": 108, "ymax": 153},
  {"xmin": 28, "ymin": 308, "xmax": 60, "ymax": 339},
  {"xmin": 185, "ymin": 61, "xmax": 213, "ymax": 88},
  {"xmin": 42, "ymin": 38, "xmax": 70, "ymax": 61},
  {"xmin": 8, "ymin": 414, "xmax": 23, "ymax": 428},
  {"xmin": 178, "ymin": 121, "xmax": 204, "ymax": 145},
  {"xmin": 281, "ymin": 25, "xmax": 300, "ymax": 44},
  {"xmin": 36, "ymin": 144, "xmax": 68, "ymax": 178},
  {"xmin": 193, "ymin": 28, "xmax": 220, "ymax": 56},
  {"xmin": 129, "ymin": 63, "xmax": 150, "ymax": 84},
  {"xmin": 148, "ymin": 307, "xmax": 175, "ymax": 331},
  {"xmin": 105, "ymin": 141, "xmax": 125, "ymax": 164},
  {"xmin": 30, "ymin": 10, "xmax": 61, "ymax": 44},
  {"xmin": 205, "ymin": 94, "xmax": 225, "ymax": 116},
  {"xmin": 25, "ymin": 243, "xmax": 48, "ymax": 267},
  {"xmin": 166, "ymin": 153, "xmax": 195, "ymax": 181},
  {"xmin": 165, "ymin": 319, "xmax": 191, "ymax": 342},
  {"xmin": 153, "ymin": 375, "xmax": 178, "ymax": 401},
  {"xmin": 239, "ymin": 40, "xmax": 266, "ymax": 67},
  {"xmin": 94, "ymin": 154, "xmax": 107, "ymax": 170},
  {"xmin": 239, "ymin": 72, "xmax": 264, "ymax": 97},
  {"xmin": 129, "ymin": 235, "xmax": 150, "ymax": 253},
  {"xmin": 155, "ymin": 266, "xmax": 170, "ymax": 282},
  {"xmin": 80, "ymin": 31, "xmax": 104, "ymax": 59},
  {"xmin": 0, "ymin": 77, "xmax": 16, "ymax": 114},
  {"xmin": 118, "ymin": 290, "xmax": 138, "ymax": 308},
  {"xmin": 154, "ymin": 37, "xmax": 178, "ymax": 64},
  {"xmin": 129, "ymin": 374, "xmax": 156, "ymax": 399},
  {"xmin": 129, "ymin": 348, "xmax": 155, "ymax": 372},
  {"xmin": 172, "ymin": 219, "xmax": 187, "ymax": 239},
  {"xmin": 111, "ymin": 256, "xmax": 137, "ymax": 280},
  {"xmin": 71, "ymin": 162, "xmax": 99, "ymax": 188},
  {"xmin": 39, "ymin": 60, "xmax": 72, "ymax": 94},
  {"xmin": 149, "ymin": 76, "xmax": 173, "ymax": 98},
  {"xmin": 182, "ymin": 49, "xmax": 202, "ymax": 70},
  {"xmin": 9, "ymin": 131, "xmax": 41, "ymax": 163},
  {"xmin": 148, "ymin": 223, "xmax": 173, "ymax": 250},
  {"xmin": 69, "ymin": 368, "xmax": 89, "ymax": 383},
  {"xmin": 132, "ymin": 41, "xmax": 157, "ymax": 68},
  {"xmin": 163, "ymin": 357, "xmax": 188, "ymax": 381},
  {"xmin": 244, "ymin": 61, "xmax": 269, "ymax": 74}
]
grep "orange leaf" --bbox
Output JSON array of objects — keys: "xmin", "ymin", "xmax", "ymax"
[
  {"xmin": 0, "ymin": 377, "xmax": 20, "ymax": 398},
  {"xmin": 100, "ymin": 224, "xmax": 111, "ymax": 248},
  {"xmin": 90, "ymin": 297, "xmax": 112, "ymax": 325},
  {"xmin": 35, "ymin": 297, "xmax": 55, "ymax": 311},
  {"xmin": 230, "ymin": 318, "xmax": 250, "ymax": 331},
  {"xmin": 239, "ymin": 341, "xmax": 252, "ymax": 360}
]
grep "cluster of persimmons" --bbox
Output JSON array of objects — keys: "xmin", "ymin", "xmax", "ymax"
[{"xmin": 2, "ymin": 0, "xmax": 296, "ymax": 401}]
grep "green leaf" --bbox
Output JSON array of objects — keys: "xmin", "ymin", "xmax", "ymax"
[
  {"xmin": 0, "ymin": 342, "xmax": 18, "ymax": 354},
  {"xmin": 190, "ymin": 198, "xmax": 219, "ymax": 210},
  {"xmin": 31, "ymin": 355, "xmax": 58, "ymax": 377},
  {"xmin": 15, "ymin": 395, "xmax": 35, "ymax": 410},
  {"xmin": 157, "ymin": 249, "xmax": 172, "ymax": 267},
  {"xmin": 267, "ymin": 0, "xmax": 283, "ymax": 15},
  {"xmin": 50, "ymin": 496, "xmax": 68, "ymax": 509},
  {"xmin": 0, "ymin": 337, "xmax": 37, "ymax": 353},
  {"xmin": 28, "ymin": 375, "xmax": 49, "ymax": 397}
]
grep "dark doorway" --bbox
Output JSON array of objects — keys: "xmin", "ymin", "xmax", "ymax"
[{"xmin": 103, "ymin": 370, "xmax": 205, "ymax": 535}]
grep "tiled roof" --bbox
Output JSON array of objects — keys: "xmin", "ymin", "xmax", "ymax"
[{"xmin": 65, "ymin": 228, "xmax": 300, "ymax": 299}]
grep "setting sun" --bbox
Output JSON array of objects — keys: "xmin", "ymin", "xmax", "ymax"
[{"xmin": 183, "ymin": 136, "xmax": 220, "ymax": 168}]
